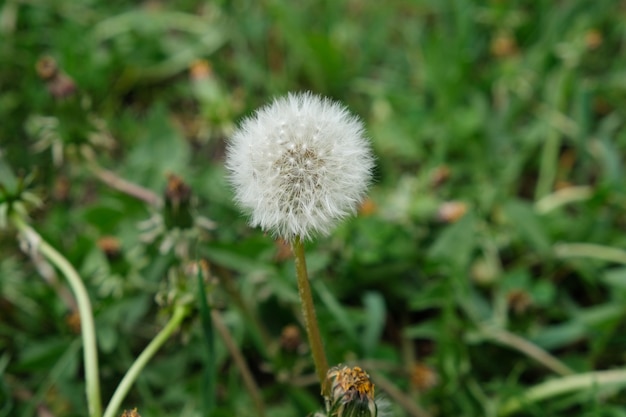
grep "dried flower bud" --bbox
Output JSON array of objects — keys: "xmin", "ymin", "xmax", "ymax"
[
  {"xmin": 47, "ymin": 73, "xmax": 77, "ymax": 99},
  {"xmin": 36, "ymin": 56, "xmax": 58, "ymax": 80},
  {"xmin": 36, "ymin": 56, "xmax": 77, "ymax": 99},
  {"xmin": 280, "ymin": 324, "xmax": 301, "ymax": 352},
  {"xmin": 325, "ymin": 365, "xmax": 377, "ymax": 417},
  {"xmin": 430, "ymin": 165, "xmax": 450, "ymax": 188},
  {"xmin": 53, "ymin": 175, "xmax": 71, "ymax": 202},
  {"xmin": 66, "ymin": 311, "xmax": 81, "ymax": 334},
  {"xmin": 120, "ymin": 408, "xmax": 141, "ymax": 417},
  {"xmin": 97, "ymin": 236, "xmax": 121, "ymax": 261},
  {"xmin": 190, "ymin": 59, "xmax": 213, "ymax": 81},
  {"xmin": 585, "ymin": 29, "xmax": 603, "ymax": 50},
  {"xmin": 358, "ymin": 197, "xmax": 377, "ymax": 216},
  {"xmin": 164, "ymin": 174, "xmax": 193, "ymax": 229},
  {"xmin": 226, "ymin": 92, "xmax": 374, "ymax": 241},
  {"xmin": 491, "ymin": 33, "xmax": 518, "ymax": 58},
  {"xmin": 437, "ymin": 201, "xmax": 468, "ymax": 223},
  {"xmin": 507, "ymin": 289, "xmax": 533, "ymax": 315},
  {"xmin": 410, "ymin": 363, "xmax": 439, "ymax": 392},
  {"xmin": 184, "ymin": 259, "xmax": 213, "ymax": 284}
]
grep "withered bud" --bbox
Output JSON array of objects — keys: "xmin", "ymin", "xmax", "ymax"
[
  {"xmin": 325, "ymin": 365, "xmax": 377, "ymax": 417},
  {"xmin": 164, "ymin": 174, "xmax": 193, "ymax": 229},
  {"xmin": 36, "ymin": 56, "xmax": 77, "ymax": 99},
  {"xmin": 593, "ymin": 97, "xmax": 612, "ymax": 116},
  {"xmin": 97, "ymin": 236, "xmax": 122, "ymax": 261},
  {"xmin": 190, "ymin": 59, "xmax": 213, "ymax": 81},
  {"xmin": 430, "ymin": 165, "xmax": 450, "ymax": 187},
  {"xmin": 585, "ymin": 29, "xmax": 603, "ymax": 50},
  {"xmin": 120, "ymin": 408, "xmax": 141, "ymax": 417},
  {"xmin": 491, "ymin": 33, "xmax": 518, "ymax": 58},
  {"xmin": 53, "ymin": 175, "xmax": 71, "ymax": 202},
  {"xmin": 36, "ymin": 56, "xmax": 58, "ymax": 80},
  {"xmin": 47, "ymin": 73, "xmax": 77, "ymax": 99},
  {"xmin": 280, "ymin": 324, "xmax": 301, "ymax": 352},
  {"xmin": 165, "ymin": 174, "xmax": 192, "ymax": 207},
  {"xmin": 410, "ymin": 363, "xmax": 439, "ymax": 392},
  {"xmin": 66, "ymin": 311, "xmax": 81, "ymax": 334},
  {"xmin": 437, "ymin": 201, "xmax": 468, "ymax": 223},
  {"xmin": 184, "ymin": 259, "xmax": 213, "ymax": 284},
  {"xmin": 358, "ymin": 197, "xmax": 377, "ymax": 216},
  {"xmin": 507, "ymin": 289, "xmax": 533, "ymax": 315}
]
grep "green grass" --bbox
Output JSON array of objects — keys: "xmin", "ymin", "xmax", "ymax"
[{"xmin": 2, "ymin": 0, "xmax": 626, "ymax": 416}]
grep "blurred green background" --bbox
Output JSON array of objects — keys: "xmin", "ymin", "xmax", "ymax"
[{"xmin": 2, "ymin": 0, "xmax": 626, "ymax": 416}]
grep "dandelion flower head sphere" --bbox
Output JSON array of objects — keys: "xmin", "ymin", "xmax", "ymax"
[{"xmin": 226, "ymin": 92, "xmax": 374, "ymax": 240}]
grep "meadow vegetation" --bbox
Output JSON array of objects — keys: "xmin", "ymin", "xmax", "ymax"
[{"xmin": 1, "ymin": 1, "xmax": 626, "ymax": 416}]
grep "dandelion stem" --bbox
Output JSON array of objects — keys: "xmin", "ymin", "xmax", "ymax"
[
  {"xmin": 292, "ymin": 236, "xmax": 329, "ymax": 394},
  {"xmin": 103, "ymin": 304, "xmax": 189, "ymax": 417},
  {"xmin": 498, "ymin": 369, "xmax": 626, "ymax": 416},
  {"xmin": 11, "ymin": 213, "xmax": 102, "ymax": 417}
]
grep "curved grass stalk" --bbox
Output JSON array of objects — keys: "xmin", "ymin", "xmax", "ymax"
[
  {"xmin": 499, "ymin": 369, "xmax": 626, "ymax": 416},
  {"xmin": 554, "ymin": 243, "xmax": 626, "ymax": 265},
  {"xmin": 534, "ymin": 186, "xmax": 592, "ymax": 214},
  {"xmin": 11, "ymin": 213, "xmax": 102, "ymax": 417},
  {"xmin": 479, "ymin": 326, "xmax": 574, "ymax": 377},
  {"xmin": 103, "ymin": 304, "xmax": 189, "ymax": 417}
]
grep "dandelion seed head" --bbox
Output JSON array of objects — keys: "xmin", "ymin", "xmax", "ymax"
[{"xmin": 226, "ymin": 92, "xmax": 374, "ymax": 240}]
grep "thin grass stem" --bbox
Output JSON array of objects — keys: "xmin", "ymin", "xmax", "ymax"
[
  {"xmin": 212, "ymin": 310, "xmax": 266, "ymax": 417},
  {"xmin": 480, "ymin": 326, "xmax": 574, "ymax": 377},
  {"xmin": 214, "ymin": 265, "xmax": 273, "ymax": 358}
]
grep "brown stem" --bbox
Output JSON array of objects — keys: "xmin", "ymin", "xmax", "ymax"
[
  {"xmin": 214, "ymin": 265, "xmax": 273, "ymax": 357},
  {"xmin": 370, "ymin": 370, "xmax": 432, "ymax": 417},
  {"xmin": 292, "ymin": 236, "xmax": 329, "ymax": 395},
  {"xmin": 88, "ymin": 164, "xmax": 161, "ymax": 206},
  {"xmin": 212, "ymin": 310, "xmax": 266, "ymax": 417}
]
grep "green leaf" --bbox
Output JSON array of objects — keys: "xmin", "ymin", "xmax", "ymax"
[
  {"xmin": 503, "ymin": 199, "xmax": 550, "ymax": 252},
  {"xmin": 403, "ymin": 321, "xmax": 441, "ymax": 340},
  {"xmin": 314, "ymin": 280, "xmax": 358, "ymax": 343},
  {"xmin": 409, "ymin": 280, "xmax": 448, "ymax": 310},
  {"xmin": 602, "ymin": 267, "xmax": 626, "ymax": 289},
  {"xmin": 531, "ymin": 321, "xmax": 586, "ymax": 350},
  {"xmin": 204, "ymin": 246, "xmax": 273, "ymax": 274},
  {"xmin": 197, "ymin": 266, "xmax": 216, "ymax": 416},
  {"xmin": 361, "ymin": 291, "xmax": 386, "ymax": 357},
  {"xmin": 14, "ymin": 338, "xmax": 73, "ymax": 371},
  {"xmin": 123, "ymin": 104, "xmax": 190, "ymax": 192},
  {"xmin": 428, "ymin": 211, "xmax": 476, "ymax": 270}
]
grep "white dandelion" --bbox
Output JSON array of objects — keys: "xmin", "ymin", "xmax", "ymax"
[{"xmin": 226, "ymin": 92, "xmax": 374, "ymax": 240}]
